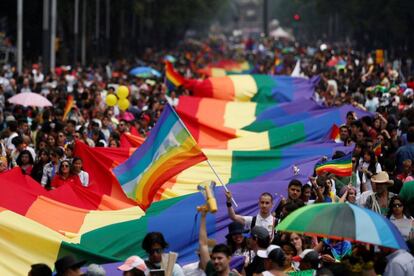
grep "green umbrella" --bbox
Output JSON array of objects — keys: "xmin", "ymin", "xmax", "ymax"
[{"xmin": 276, "ymin": 203, "xmax": 407, "ymax": 250}]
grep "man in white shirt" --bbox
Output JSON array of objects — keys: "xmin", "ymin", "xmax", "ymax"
[
  {"xmin": 225, "ymin": 191, "xmax": 275, "ymax": 240},
  {"xmin": 384, "ymin": 249, "xmax": 414, "ymax": 276}
]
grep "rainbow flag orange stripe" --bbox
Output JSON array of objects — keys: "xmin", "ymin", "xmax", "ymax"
[
  {"xmin": 165, "ymin": 61, "xmax": 186, "ymax": 91},
  {"xmin": 315, "ymin": 153, "xmax": 352, "ymax": 177},
  {"xmin": 113, "ymin": 104, "xmax": 207, "ymax": 209},
  {"xmin": 63, "ymin": 95, "xmax": 74, "ymax": 120}
]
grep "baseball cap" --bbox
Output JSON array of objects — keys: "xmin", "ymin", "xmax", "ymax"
[
  {"xmin": 249, "ymin": 226, "xmax": 270, "ymax": 241},
  {"xmin": 118, "ymin": 256, "xmax": 148, "ymax": 273},
  {"xmin": 257, "ymin": 244, "xmax": 281, "ymax": 258}
]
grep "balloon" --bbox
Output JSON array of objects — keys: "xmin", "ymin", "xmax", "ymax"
[
  {"xmin": 118, "ymin": 98, "xmax": 130, "ymax": 111},
  {"xmin": 105, "ymin": 94, "xmax": 117, "ymax": 106},
  {"xmin": 117, "ymin": 85, "xmax": 129, "ymax": 99}
]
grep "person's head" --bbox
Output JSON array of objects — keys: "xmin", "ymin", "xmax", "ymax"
[
  {"xmin": 301, "ymin": 184, "xmax": 312, "ymax": 202},
  {"xmin": 12, "ymin": 135, "xmax": 24, "ymax": 151},
  {"xmin": 259, "ymin": 245, "xmax": 285, "ymax": 271},
  {"xmin": 288, "ymin": 179, "xmax": 302, "ymax": 200},
  {"xmin": 71, "ymin": 157, "xmax": 83, "ymax": 173},
  {"xmin": 16, "ymin": 150, "xmax": 34, "ymax": 166},
  {"xmin": 117, "ymin": 256, "xmax": 147, "ymax": 276},
  {"xmin": 280, "ymin": 200, "xmax": 305, "ymax": 220},
  {"xmin": 249, "ymin": 226, "xmax": 270, "ymax": 250},
  {"xmin": 316, "ymin": 176, "xmax": 328, "ymax": 196},
  {"xmin": 350, "ymin": 120, "xmax": 362, "ymax": 136},
  {"xmin": 118, "ymin": 120, "xmax": 128, "ymax": 133},
  {"xmin": 280, "ymin": 242, "xmax": 297, "ymax": 268},
  {"xmin": 54, "ymin": 255, "xmax": 86, "ymax": 276},
  {"xmin": 402, "ymin": 159, "xmax": 412, "ymax": 175},
  {"xmin": 38, "ymin": 149, "xmax": 50, "ymax": 163},
  {"xmin": 109, "ymin": 138, "xmax": 120, "ymax": 148},
  {"xmin": 226, "ymin": 222, "xmax": 245, "ymax": 247},
  {"xmin": 346, "ymin": 111, "xmax": 356, "ymax": 125},
  {"xmin": 59, "ymin": 160, "xmax": 72, "ymax": 177},
  {"xmin": 28, "ymin": 263, "xmax": 52, "ymax": 276},
  {"xmin": 289, "ymin": 233, "xmax": 304, "ymax": 252},
  {"xmin": 387, "ymin": 195, "xmax": 409, "ymax": 219},
  {"xmin": 361, "ymin": 116, "xmax": 373, "ymax": 131},
  {"xmin": 341, "ymin": 186, "xmax": 357, "ymax": 203},
  {"xmin": 258, "ymin": 192, "xmax": 273, "ymax": 216},
  {"xmin": 339, "ymin": 125, "xmax": 350, "ymax": 141},
  {"xmin": 66, "ymin": 120, "xmax": 77, "ymax": 134},
  {"xmin": 371, "ymin": 171, "xmax": 393, "ymax": 193},
  {"xmin": 211, "ymin": 244, "xmax": 232, "ymax": 273},
  {"xmin": 57, "ymin": 131, "xmax": 66, "ymax": 146},
  {"xmin": 362, "ymin": 149, "xmax": 375, "ymax": 164},
  {"xmin": 142, "ymin": 232, "xmax": 168, "ymax": 264},
  {"xmin": 293, "ymin": 249, "xmax": 320, "ymax": 270},
  {"xmin": 85, "ymin": 264, "xmax": 106, "ymax": 276},
  {"xmin": 47, "ymin": 134, "xmax": 56, "ymax": 147}
]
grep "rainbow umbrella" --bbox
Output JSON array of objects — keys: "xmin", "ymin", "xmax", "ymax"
[
  {"xmin": 129, "ymin": 67, "xmax": 161, "ymax": 78},
  {"xmin": 276, "ymin": 203, "xmax": 407, "ymax": 250}
]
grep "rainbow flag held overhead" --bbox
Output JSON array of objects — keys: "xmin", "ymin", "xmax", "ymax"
[
  {"xmin": 113, "ymin": 104, "xmax": 207, "ymax": 209},
  {"xmin": 373, "ymin": 143, "xmax": 382, "ymax": 156},
  {"xmin": 315, "ymin": 152, "xmax": 353, "ymax": 177},
  {"xmin": 63, "ymin": 95, "xmax": 74, "ymax": 120},
  {"xmin": 165, "ymin": 61, "xmax": 186, "ymax": 92}
]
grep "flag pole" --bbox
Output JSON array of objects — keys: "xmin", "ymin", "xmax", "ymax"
[{"xmin": 206, "ymin": 159, "xmax": 238, "ymax": 208}]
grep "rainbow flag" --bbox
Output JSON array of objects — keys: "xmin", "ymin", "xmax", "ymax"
[
  {"xmin": 113, "ymin": 104, "xmax": 207, "ymax": 209},
  {"xmin": 315, "ymin": 153, "xmax": 352, "ymax": 177},
  {"xmin": 63, "ymin": 95, "xmax": 74, "ymax": 120},
  {"xmin": 373, "ymin": 143, "xmax": 382, "ymax": 156},
  {"xmin": 165, "ymin": 61, "xmax": 185, "ymax": 92}
]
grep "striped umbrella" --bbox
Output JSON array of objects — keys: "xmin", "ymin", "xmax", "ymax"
[{"xmin": 276, "ymin": 202, "xmax": 408, "ymax": 250}]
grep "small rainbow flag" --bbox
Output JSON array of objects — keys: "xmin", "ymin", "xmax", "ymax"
[
  {"xmin": 63, "ymin": 95, "xmax": 74, "ymax": 120},
  {"xmin": 165, "ymin": 61, "xmax": 186, "ymax": 92},
  {"xmin": 330, "ymin": 124, "xmax": 341, "ymax": 143},
  {"xmin": 373, "ymin": 143, "xmax": 381, "ymax": 156},
  {"xmin": 113, "ymin": 104, "xmax": 207, "ymax": 209},
  {"xmin": 315, "ymin": 153, "xmax": 352, "ymax": 177}
]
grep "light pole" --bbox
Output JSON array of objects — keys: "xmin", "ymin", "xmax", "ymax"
[{"xmin": 17, "ymin": 0, "xmax": 23, "ymax": 75}]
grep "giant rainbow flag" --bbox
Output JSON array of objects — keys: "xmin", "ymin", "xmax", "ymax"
[{"xmin": 0, "ymin": 61, "xmax": 374, "ymax": 274}]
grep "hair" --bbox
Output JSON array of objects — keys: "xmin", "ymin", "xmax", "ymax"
[
  {"xmin": 361, "ymin": 116, "xmax": 372, "ymax": 127},
  {"xmin": 350, "ymin": 120, "xmax": 362, "ymax": 129},
  {"xmin": 288, "ymin": 179, "xmax": 302, "ymax": 189},
  {"xmin": 362, "ymin": 149, "xmax": 377, "ymax": 175},
  {"xmin": 11, "ymin": 135, "xmax": 24, "ymax": 147},
  {"xmin": 8, "ymin": 120, "xmax": 18, "ymax": 132},
  {"xmin": 260, "ymin": 192, "xmax": 273, "ymax": 201},
  {"xmin": 387, "ymin": 195, "xmax": 410, "ymax": 218},
  {"xmin": 280, "ymin": 241, "xmax": 297, "ymax": 256},
  {"xmin": 29, "ymin": 263, "xmax": 52, "ymax": 276},
  {"xmin": 212, "ymin": 243, "xmax": 232, "ymax": 257},
  {"xmin": 142, "ymin": 232, "xmax": 169, "ymax": 253},
  {"xmin": 122, "ymin": 268, "xmax": 145, "ymax": 276},
  {"xmin": 268, "ymin": 248, "xmax": 286, "ymax": 267},
  {"xmin": 16, "ymin": 150, "xmax": 34, "ymax": 166},
  {"xmin": 58, "ymin": 159, "xmax": 72, "ymax": 176}
]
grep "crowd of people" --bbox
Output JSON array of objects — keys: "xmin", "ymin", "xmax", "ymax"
[{"xmin": 4, "ymin": 36, "xmax": 414, "ymax": 275}]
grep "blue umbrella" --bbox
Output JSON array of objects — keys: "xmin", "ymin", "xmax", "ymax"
[{"xmin": 129, "ymin": 67, "xmax": 161, "ymax": 78}]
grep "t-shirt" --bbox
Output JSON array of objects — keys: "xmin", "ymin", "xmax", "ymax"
[
  {"xmin": 205, "ymin": 261, "xmax": 237, "ymax": 276},
  {"xmin": 242, "ymin": 214, "xmax": 275, "ymax": 238}
]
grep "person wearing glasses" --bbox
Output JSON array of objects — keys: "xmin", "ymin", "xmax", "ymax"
[
  {"xmin": 141, "ymin": 232, "xmax": 184, "ymax": 276},
  {"xmin": 50, "ymin": 159, "xmax": 81, "ymax": 189},
  {"xmin": 387, "ymin": 196, "xmax": 414, "ymax": 241}
]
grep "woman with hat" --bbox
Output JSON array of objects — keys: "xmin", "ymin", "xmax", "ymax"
[
  {"xmin": 364, "ymin": 171, "xmax": 395, "ymax": 216},
  {"xmin": 226, "ymin": 221, "xmax": 254, "ymax": 266}
]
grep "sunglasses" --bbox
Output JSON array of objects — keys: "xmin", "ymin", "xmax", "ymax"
[
  {"xmin": 393, "ymin": 204, "xmax": 403, "ymax": 208},
  {"xmin": 149, "ymin": 248, "xmax": 163, "ymax": 255},
  {"xmin": 61, "ymin": 164, "xmax": 70, "ymax": 168}
]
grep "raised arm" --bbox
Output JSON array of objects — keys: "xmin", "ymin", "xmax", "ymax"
[
  {"xmin": 225, "ymin": 191, "xmax": 246, "ymax": 225},
  {"xmin": 198, "ymin": 209, "xmax": 210, "ymax": 271}
]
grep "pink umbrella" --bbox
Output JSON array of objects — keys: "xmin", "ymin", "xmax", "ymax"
[{"xmin": 8, "ymin": 92, "xmax": 53, "ymax": 107}]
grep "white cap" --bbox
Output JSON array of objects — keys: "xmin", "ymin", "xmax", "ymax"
[{"xmin": 257, "ymin": 244, "xmax": 281, "ymax": 258}]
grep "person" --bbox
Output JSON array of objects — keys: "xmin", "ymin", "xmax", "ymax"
[
  {"xmin": 28, "ymin": 263, "xmax": 52, "ymax": 276},
  {"xmin": 364, "ymin": 171, "xmax": 395, "ymax": 216},
  {"xmin": 386, "ymin": 196, "xmax": 414, "ymax": 240},
  {"xmin": 300, "ymin": 184, "xmax": 314, "ymax": 205},
  {"xmin": 288, "ymin": 233, "xmax": 305, "ymax": 257},
  {"xmin": 31, "ymin": 149, "xmax": 50, "ymax": 183},
  {"xmin": 257, "ymin": 245, "xmax": 287, "ymax": 276},
  {"xmin": 50, "ymin": 159, "xmax": 82, "ymax": 189},
  {"xmin": 54, "ymin": 255, "xmax": 86, "ymax": 276},
  {"xmin": 16, "ymin": 149, "xmax": 34, "ymax": 175},
  {"xmin": 225, "ymin": 222, "xmax": 251, "ymax": 258},
  {"xmin": 198, "ymin": 209, "xmax": 238, "ymax": 276},
  {"xmin": 292, "ymin": 249, "xmax": 320, "ymax": 272},
  {"xmin": 279, "ymin": 242, "xmax": 297, "ymax": 272},
  {"xmin": 71, "ymin": 157, "xmax": 89, "ymax": 187},
  {"xmin": 383, "ymin": 248, "xmax": 414, "ymax": 276},
  {"xmin": 245, "ymin": 226, "xmax": 270, "ymax": 276},
  {"xmin": 357, "ymin": 149, "xmax": 382, "ymax": 193},
  {"xmin": 339, "ymin": 185, "xmax": 357, "ymax": 204},
  {"xmin": 395, "ymin": 128, "xmax": 414, "ymax": 173},
  {"xmin": 0, "ymin": 156, "xmax": 8, "ymax": 173},
  {"xmin": 141, "ymin": 232, "xmax": 184, "ymax": 276},
  {"xmin": 41, "ymin": 147, "xmax": 64, "ymax": 188},
  {"xmin": 226, "ymin": 191, "xmax": 275, "ymax": 239},
  {"xmin": 118, "ymin": 256, "xmax": 148, "ymax": 276}
]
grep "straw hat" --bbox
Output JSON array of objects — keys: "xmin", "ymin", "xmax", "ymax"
[{"xmin": 371, "ymin": 171, "xmax": 394, "ymax": 186}]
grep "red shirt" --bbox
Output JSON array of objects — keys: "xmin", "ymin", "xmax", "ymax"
[{"xmin": 51, "ymin": 174, "xmax": 82, "ymax": 189}]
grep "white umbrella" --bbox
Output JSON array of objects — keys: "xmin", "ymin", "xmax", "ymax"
[{"xmin": 8, "ymin": 92, "xmax": 53, "ymax": 107}]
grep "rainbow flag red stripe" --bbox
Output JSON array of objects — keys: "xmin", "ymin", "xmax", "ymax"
[
  {"xmin": 315, "ymin": 153, "xmax": 352, "ymax": 177},
  {"xmin": 165, "ymin": 61, "xmax": 186, "ymax": 91},
  {"xmin": 373, "ymin": 143, "xmax": 382, "ymax": 156},
  {"xmin": 113, "ymin": 104, "xmax": 207, "ymax": 209}
]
